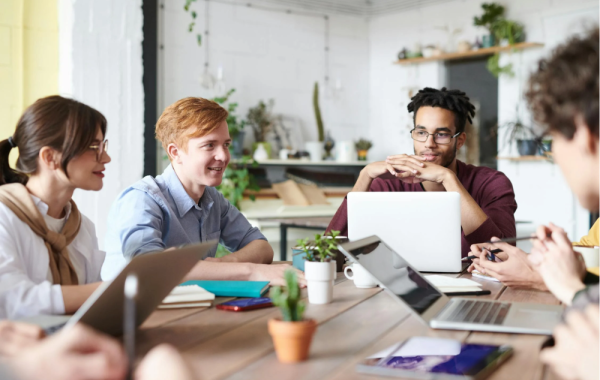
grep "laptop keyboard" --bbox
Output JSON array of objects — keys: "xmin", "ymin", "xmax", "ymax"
[
  {"xmin": 445, "ymin": 300, "xmax": 511, "ymax": 325},
  {"xmin": 43, "ymin": 322, "xmax": 67, "ymax": 336}
]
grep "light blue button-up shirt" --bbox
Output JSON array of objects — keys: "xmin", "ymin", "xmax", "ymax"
[{"xmin": 101, "ymin": 164, "xmax": 266, "ymax": 279}]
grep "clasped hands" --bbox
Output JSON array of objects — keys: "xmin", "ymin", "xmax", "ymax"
[
  {"xmin": 364, "ymin": 154, "xmax": 451, "ymax": 184},
  {"xmin": 467, "ymin": 223, "xmax": 587, "ymax": 301}
]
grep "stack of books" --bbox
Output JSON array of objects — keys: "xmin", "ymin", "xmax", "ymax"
[{"xmin": 159, "ymin": 285, "xmax": 215, "ymax": 309}]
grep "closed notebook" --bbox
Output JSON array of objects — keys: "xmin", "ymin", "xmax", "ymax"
[
  {"xmin": 180, "ymin": 280, "xmax": 270, "ymax": 298},
  {"xmin": 159, "ymin": 285, "xmax": 215, "ymax": 309}
]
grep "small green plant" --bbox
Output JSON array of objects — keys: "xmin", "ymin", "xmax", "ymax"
[
  {"xmin": 296, "ymin": 230, "xmax": 340, "ymax": 262},
  {"xmin": 247, "ymin": 100, "xmax": 274, "ymax": 143},
  {"xmin": 313, "ymin": 82, "xmax": 324, "ymax": 142},
  {"xmin": 216, "ymin": 156, "xmax": 260, "ymax": 210},
  {"xmin": 212, "ymin": 89, "xmax": 246, "ymax": 139},
  {"xmin": 270, "ymin": 269, "xmax": 305, "ymax": 322},
  {"xmin": 487, "ymin": 53, "xmax": 514, "ymax": 78},
  {"xmin": 355, "ymin": 139, "xmax": 373, "ymax": 151},
  {"xmin": 183, "ymin": 0, "xmax": 202, "ymax": 46},
  {"xmin": 473, "ymin": 3, "xmax": 505, "ymax": 36},
  {"xmin": 492, "ymin": 19, "xmax": 525, "ymax": 45}
]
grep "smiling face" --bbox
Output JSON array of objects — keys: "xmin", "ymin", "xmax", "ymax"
[
  {"xmin": 173, "ymin": 120, "xmax": 231, "ymax": 190},
  {"xmin": 413, "ymin": 106, "xmax": 465, "ymax": 167},
  {"xmin": 62, "ymin": 128, "xmax": 111, "ymax": 191}
]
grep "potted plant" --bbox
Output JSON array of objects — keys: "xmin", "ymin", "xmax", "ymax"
[
  {"xmin": 473, "ymin": 2, "xmax": 505, "ymax": 48},
  {"xmin": 296, "ymin": 230, "xmax": 340, "ymax": 304},
  {"xmin": 500, "ymin": 112, "xmax": 538, "ymax": 157},
  {"xmin": 306, "ymin": 82, "xmax": 324, "ymax": 162},
  {"xmin": 212, "ymin": 89, "xmax": 246, "ymax": 158},
  {"xmin": 355, "ymin": 139, "xmax": 373, "ymax": 161},
  {"xmin": 268, "ymin": 269, "xmax": 317, "ymax": 363},
  {"xmin": 247, "ymin": 100, "xmax": 274, "ymax": 159}
]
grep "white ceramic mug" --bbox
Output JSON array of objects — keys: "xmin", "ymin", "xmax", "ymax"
[
  {"xmin": 344, "ymin": 263, "xmax": 377, "ymax": 288},
  {"xmin": 574, "ymin": 246, "xmax": 600, "ymax": 268}
]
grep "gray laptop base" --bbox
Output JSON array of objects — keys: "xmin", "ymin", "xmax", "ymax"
[
  {"xmin": 21, "ymin": 242, "xmax": 214, "ymax": 336},
  {"xmin": 338, "ymin": 236, "xmax": 563, "ymax": 335}
]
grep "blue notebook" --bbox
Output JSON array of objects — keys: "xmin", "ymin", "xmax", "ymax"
[{"xmin": 180, "ymin": 280, "xmax": 270, "ymax": 298}]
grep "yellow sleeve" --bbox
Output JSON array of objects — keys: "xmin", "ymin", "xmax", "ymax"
[{"xmin": 574, "ymin": 218, "xmax": 600, "ymax": 246}]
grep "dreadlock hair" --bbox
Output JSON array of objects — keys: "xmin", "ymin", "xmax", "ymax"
[{"xmin": 407, "ymin": 87, "xmax": 476, "ymax": 134}]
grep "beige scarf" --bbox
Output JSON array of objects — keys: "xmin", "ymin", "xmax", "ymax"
[{"xmin": 0, "ymin": 183, "xmax": 81, "ymax": 285}]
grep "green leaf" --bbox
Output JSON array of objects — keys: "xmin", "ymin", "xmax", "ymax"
[
  {"xmin": 197, "ymin": 34, "xmax": 202, "ymax": 46},
  {"xmin": 191, "ymin": 11, "xmax": 197, "ymax": 18},
  {"xmin": 188, "ymin": 22, "xmax": 195, "ymax": 32}
]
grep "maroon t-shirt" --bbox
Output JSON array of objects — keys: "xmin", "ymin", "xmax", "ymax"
[{"xmin": 326, "ymin": 160, "xmax": 517, "ymax": 257}]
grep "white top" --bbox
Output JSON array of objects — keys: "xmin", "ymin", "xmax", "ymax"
[{"xmin": 0, "ymin": 195, "xmax": 105, "ymax": 319}]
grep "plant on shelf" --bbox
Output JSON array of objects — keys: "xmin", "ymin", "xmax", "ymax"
[
  {"xmin": 304, "ymin": 82, "xmax": 325, "ymax": 162},
  {"xmin": 268, "ymin": 269, "xmax": 317, "ymax": 363},
  {"xmin": 313, "ymin": 82, "xmax": 325, "ymax": 142},
  {"xmin": 473, "ymin": 2, "xmax": 505, "ymax": 47},
  {"xmin": 247, "ymin": 99, "xmax": 274, "ymax": 159},
  {"xmin": 499, "ymin": 108, "xmax": 538, "ymax": 157},
  {"xmin": 355, "ymin": 139, "xmax": 373, "ymax": 161},
  {"xmin": 212, "ymin": 88, "xmax": 246, "ymax": 157},
  {"xmin": 473, "ymin": 2, "xmax": 526, "ymax": 77},
  {"xmin": 296, "ymin": 230, "xmax": 340, "ymax": 305}
]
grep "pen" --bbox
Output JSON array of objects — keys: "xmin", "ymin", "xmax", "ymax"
[
  {"xmin": 461, "ymin": 249, "xmax": 503, "ymax": 261},
  {"xmin": 124, "ymin": 274, "xmax": 138, "ymax": 380},
  {"xmin": 445, "ymin": 290, "xmax": 491, "ymax": 296},
  {"xmin": 483, "ymin": 233, "xmax": 550, "ymax": 245}
]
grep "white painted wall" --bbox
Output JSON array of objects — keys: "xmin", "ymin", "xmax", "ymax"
[
  {"xmin": 368, "ymin": 0, "xmax": 598, "ymax": 239},
  {"xmin": 59, "ymin": 0, "xmax": 145, "ymax": 249},
  {"xmin": 159, "ymin": 0, "xmax": 370, "ymax": 166}
]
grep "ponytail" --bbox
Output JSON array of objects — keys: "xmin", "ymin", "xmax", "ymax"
[{"xmin": 0, "ymin": 138, "xmax": 27, "ymax": 186}]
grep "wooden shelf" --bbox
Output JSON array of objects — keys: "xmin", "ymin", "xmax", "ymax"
[
  {"xmin": 497, "ymin": 155, "xmax": 552, "ymax": 162},
  {"xmin": 395, "ymin": 42, "xmax": 544, "ymax": 65}
]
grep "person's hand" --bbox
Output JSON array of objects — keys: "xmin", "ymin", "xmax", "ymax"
[
  {"xmin": 468, "ymin": 238, "xmax": 547, "ymax": 290},
  {"xmin": 0, "ymin": 321, "xmax": 43, "ymax": 357},
  {"xmin": 541, "ymin": 305, "xmax": 599, "ymax": 380},
  {"xmin": 529, "ymin": 223, "xmax": 587, "ymax": 305},
  {"xmin": 385, "ymin": 155, "xmax": 451, "ymax": 184},
  {"xmin": 362, "ymin": 155, "xmax": 426, "ymax": 181},
  {"xmin": 466, "ymin": 243, "xmax": 509, "ymax": 272},
  {"xmin": 248, "ymin": 263, "xmax": 307, "ymax": 287},
  {"xmin": 9, "ymin": 323, "xmax": 127, "ymax": 380},
  {"xmin": 135, "ymin": 344, "xmax": 196, "ymax": 380}
]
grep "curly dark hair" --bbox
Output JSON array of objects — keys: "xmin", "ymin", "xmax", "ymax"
[
  {"xmin": 407, "ymin": 87, "xmax": 476, "ymax": 134},
  {"xmin": 526, "ymin": 28, "xmax": 599, "ymax": 139}
]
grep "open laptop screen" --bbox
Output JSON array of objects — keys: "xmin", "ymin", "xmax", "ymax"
[{"xmin": 345, "ymin": 240, "xmax": 443, "ymax": 315}]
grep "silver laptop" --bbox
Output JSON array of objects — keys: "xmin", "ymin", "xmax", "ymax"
[
  {"xmin": 348, "ymin": 192, "xmax": 462, "ymax": 272},
  {"xmin": 21, "ymin": 242, "xmax": 215, "ymax": 336},
  {"xmin": 338, "ymin": 236, "xmax": 563, "ymax": 335}
]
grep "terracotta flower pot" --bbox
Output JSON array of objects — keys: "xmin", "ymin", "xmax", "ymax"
[{"xmin": 268, "ymin": 318, "xmax": 317, "ymax": 363}]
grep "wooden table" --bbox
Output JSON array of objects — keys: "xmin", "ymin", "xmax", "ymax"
[{"xmin": 137, "ymin": 268, "xmax": 561, "ymax": 380}]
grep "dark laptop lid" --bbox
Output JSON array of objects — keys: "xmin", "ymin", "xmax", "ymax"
[{"xmin": 339, "ymin": 236, "xmax": 449, "ymax": 320}]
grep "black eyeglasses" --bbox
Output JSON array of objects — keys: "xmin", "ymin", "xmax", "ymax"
[
  {"xmin": 89, "ymin": 139, "xmax": 108, "ymax": 161},
  {"xmin": 410, "ymin": 129, "xmax": 460, "ymax": 145}
]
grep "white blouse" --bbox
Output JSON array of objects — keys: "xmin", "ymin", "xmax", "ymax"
[{"xmin": 0, "ymin": 196, "xmax": 105, "ymax": 319}]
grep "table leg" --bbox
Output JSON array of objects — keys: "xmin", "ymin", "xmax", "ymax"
[{"xmin": 280, "ymin": 224, "xmax": 288, "ymax": 261}]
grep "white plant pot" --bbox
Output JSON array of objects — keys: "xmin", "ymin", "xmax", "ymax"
[
  {"xmin": 305, "ymin": 141, "xmax": 323, "ymax": 162},
  {"xmin": 336, "ymin": 140, "xmax": 355, "ymax": 162},
  {"xmin": 305, "ymin": 261, "xmax": 335, "ymax": 304}
]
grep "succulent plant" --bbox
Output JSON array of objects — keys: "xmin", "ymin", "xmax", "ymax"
[{"xmin": 270, "ymin": 270, "xmax": 305, "ymax": 322}]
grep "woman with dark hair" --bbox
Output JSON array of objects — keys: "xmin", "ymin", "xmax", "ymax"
[{"xmin": 0, "ymin": 95, "xmax": 111, "ymax": 319}]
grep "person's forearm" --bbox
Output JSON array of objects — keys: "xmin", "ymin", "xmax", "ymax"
[
  {"xmin": 61, "ymin": 283, "xmax": 102, "ymax": 314},
  {"xmin": 219, "ymin": 240, "xmax": 273, "ymax": 264},
  {"xmin": 183, "ymin": 261, "xmax": 253, "ymax": 281},
  {"xmin": 352, "ymin": 169, "xmax": 374, "ymax": 192},
  {"xmin": 442, "ymin": 172, "xmax": 488, "ymax": 235}
]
